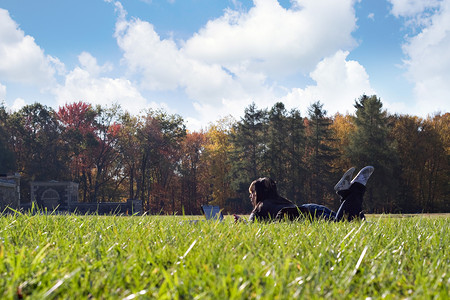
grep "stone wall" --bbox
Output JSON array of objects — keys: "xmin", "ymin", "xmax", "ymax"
[
  {"xmin": 29, "ymin": 181, "xmax": 142, "ymax": 215},
  {"xmin": 67, "ymin": 199, "xmax": 143, "ymax": 215},
  {"xmin": 30, "ymin": 181, "xmax": 79, "ymax": 211},
  {"xmin": 0, "ymin": 174, "xmax": 20, "ymax": 211}
]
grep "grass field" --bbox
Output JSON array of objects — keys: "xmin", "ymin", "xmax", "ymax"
[{"xmin": 0, "ymin": 211, "xmax": 448, "ymax": 299}]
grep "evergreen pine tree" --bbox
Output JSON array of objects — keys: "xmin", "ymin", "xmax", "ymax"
[
  {"xmin": 347, "ymin": 95, "xmax": 399, "ymax": 212},
  {"xmin": 305, "ymin": 101, "xmax": 337, "ymax": 206},
  {"xmin": 284, "ymin": 108, "xmax": 307, "ymax": 204},
  {"xmin": 230, "ymin": 103, "xmax": 268, "ymax": 201},
  {"xmin": 266, "ymin": 102, "xmax": 289, "ymax": 190}
]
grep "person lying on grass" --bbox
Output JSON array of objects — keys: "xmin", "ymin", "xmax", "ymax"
[{"xmin": 233, "ymin": 166, "xmax": 374, "ymax": 223}]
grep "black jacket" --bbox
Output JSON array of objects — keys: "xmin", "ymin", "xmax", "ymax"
[{"xmin": 249, "ymin": 197, "xmax": 296, "ymax": 222}]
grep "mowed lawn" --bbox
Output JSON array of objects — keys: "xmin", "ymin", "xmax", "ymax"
[{"xmin": 1, "ymin": 212, "xmax": 448, "ymax": 299}]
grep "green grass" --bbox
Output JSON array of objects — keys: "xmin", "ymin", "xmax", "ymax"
[{"xmin": 0, "ymin": 212, "xmax": 448, "ymax": 299}]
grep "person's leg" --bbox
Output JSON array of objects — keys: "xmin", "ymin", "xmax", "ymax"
[
  {"xmin": 335, "ymin": 182, "xmax": 366, "ymax": 221},
  {"xmin": 300, "ymin": 204, "xmax": 336, "ymax": 220},
  {"xmin": 276, "ymin": 204, "xmax": 336, "ymax": 221},
  {"xmin": 334, "ymin": 167, "xmax": 356, "ymax": 204},
  {"xmin": 337, "ymin": 189, "xmax": 351, "ymax": 202},
  {"xmin": 335, "ymin": 166, "xmax": 374, "ymax": 221}
]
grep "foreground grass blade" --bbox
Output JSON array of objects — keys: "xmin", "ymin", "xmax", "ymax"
[{"xmin": 0, "ymin": 213, "xmax": 448, "ymax": 299}]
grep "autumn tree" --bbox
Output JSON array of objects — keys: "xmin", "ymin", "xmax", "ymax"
[
  {"xmin": 116, "ymin": 112, "xmax": 142, "ymax": 201},
  {"xmin": 429, "ymin": 113, "xmax": 449, "ymax": 212},
  {"xmin": 391, "ymin": 115, "xmax": 426, "ymax": 211},
  {"xmin": 1, "ymin": 98, "xmax": 447, "ymax": 214},
  {"xmin": 330, "ymin": 113, "xmax": 355, "ymax": 171},
  {"xmin": 203, "ymin": 116, "xmax": 236, "ymax": 211},
  {"xmin": 9, "ymin": 103, "xmax": 64, "ymax": 180},
  {"xmin": 178, "ymin": 131, "xmax": 208, "ymax": 214},
  {"xmin": 58, "ymin": 102, "xmax": 124, "ymax": 202},
  {"xmin": 0, "ymin": 104, "xmax": 16, "ymax": 173},
  {"xmin": 89, "ymin": 105, "xmax": 123, "ymax": 202},
  {"xmin": 58, "ymin": 101, "xmax": 97, "ymax": 200},
  {"xmin": 391, "ymin": 113, "xmax": 449, "ymax": 212},
  {"xmin": 8, "ymin": 103, "xmax": 67, "ymax": 201},
  {"xmin": 413, "ymin": 114, "xmax": 448, "ymax": 212},
  {"xmin": 137, "ymin": 110, "xmax": 186, "ymax": 213}
]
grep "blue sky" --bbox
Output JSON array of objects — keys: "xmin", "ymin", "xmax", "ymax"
[{"xmin": 1, "ymin": 0, "xmax": 449, "ymax": 130}]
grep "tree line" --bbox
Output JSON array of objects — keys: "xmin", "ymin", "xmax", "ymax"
[{"xmin": 0, "ymin": 95, "xmax": 448, "ymax": 214}]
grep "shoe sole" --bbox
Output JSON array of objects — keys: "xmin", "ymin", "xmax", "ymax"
[
  {"xmin": 334, "ymin": 167, "xmax": 355, "ymax": 191},
  {"xmin": 351, "ymin": 166, "xmax": 374, "ymax": 185}
]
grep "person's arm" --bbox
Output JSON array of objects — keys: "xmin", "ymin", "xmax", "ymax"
[
  {"xmin": 233, "ymin": 214, "xmax": 248, "ymax": 223},
  {"xmin": 233, "ymin": 211, "xmax": 259, "ymax": 223},
  {"xmin": 234, "ymin": 203, "xmax": 264, "ymax": 223}
]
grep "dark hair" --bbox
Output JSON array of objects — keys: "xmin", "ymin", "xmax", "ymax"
[{"xmin": 249, "ymin": 177, "xmax": 292, "ymax": 206}]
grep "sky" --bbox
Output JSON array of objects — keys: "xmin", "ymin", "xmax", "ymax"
[{"xmin": 0, "ymin": 0, "xmax": 449, "ymax": 130}]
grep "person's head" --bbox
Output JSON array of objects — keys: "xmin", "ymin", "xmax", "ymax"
[{"xmin": 248, "ymin": 177, "xmax": 279, "ymax": 207}]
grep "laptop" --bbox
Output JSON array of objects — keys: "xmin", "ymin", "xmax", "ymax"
[{"xmin": 201, "ymin": 205, "xmax": 224, "ymax": 221}]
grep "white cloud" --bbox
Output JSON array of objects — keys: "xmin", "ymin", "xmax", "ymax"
[
  {"xmin": 53, "ymin": 52, "xmax": 150, "ymax": 115},
  {"xmin": 282, "ymin": 50, "xmax": 376, "ymax": 115},
  {"xmin": 114, "ymin": 10, "xmax": 275, "ymax": 124},
  {"xmin": 391, "ymin": 0, "xmax": 450, "ymax": 114},
  {"xmin": 389, "ymin": 0, "xmax": 441, "ymax": 18},
  {"xmin": 78, "ymin": 52, "xmax": 112, "ymax": 77},
  {"xmin": 116, "ymin": 19, "xmax": 187, "ymax": 90},
  {"xmin": 111, "ymin": 0, "xmax": 359, "ymax": 127},
  {"xmin": 0, "ymin": 84, "xmax": 27, "ymax": 112},
  {"xmin": 0, "ymin": 83, "xmax": 27, "ymax": 112},
  {"xmin": 11, "ymin": 98, "xmax": 26, "ymax": 112},
  {"xmin": 183, "ymin": 0, "xmax": 357, "ymax": 77},
  {"xmin": 115, "ymin": 18, "xmax": 257, "ymax": 102},
  {"xmin": 0, "ymin": 8, "xmax": 59, "ymax": 87},
  {"xmin": 0, "ymin": 83, "xmax": 6, "ymax": 100},
  {"xmin": 368, "ymin": 13, "xmax": 375, "ymax": 20}
]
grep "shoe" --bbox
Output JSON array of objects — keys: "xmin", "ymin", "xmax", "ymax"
[
  {"xmin": 351, "ymin": 166, "xmax": 374, "ymax": 186},
  {"xmin": 359, "ymin": 211, "xmax": 366, "ymax": 220},
  {"xmin": 334, "ymin": 167, "xmax": 355, "ymax": 191}
]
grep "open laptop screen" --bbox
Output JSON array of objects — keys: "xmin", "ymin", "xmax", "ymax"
[{"xmin": 201, "ymin": 205, "xmax": 223, "ymax": 221}]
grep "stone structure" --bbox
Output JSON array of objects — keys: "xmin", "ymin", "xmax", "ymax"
[
  {"xmin": 30, "ymin": 181, "xmax": 142, "ymax": 215},
  {"xmin": 30, "ymin": 181, "xmax": 79, "ymax": 211},
  {"xmin": 0, "ymin": 173, "xmax": 21, "ymax": 211}
]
